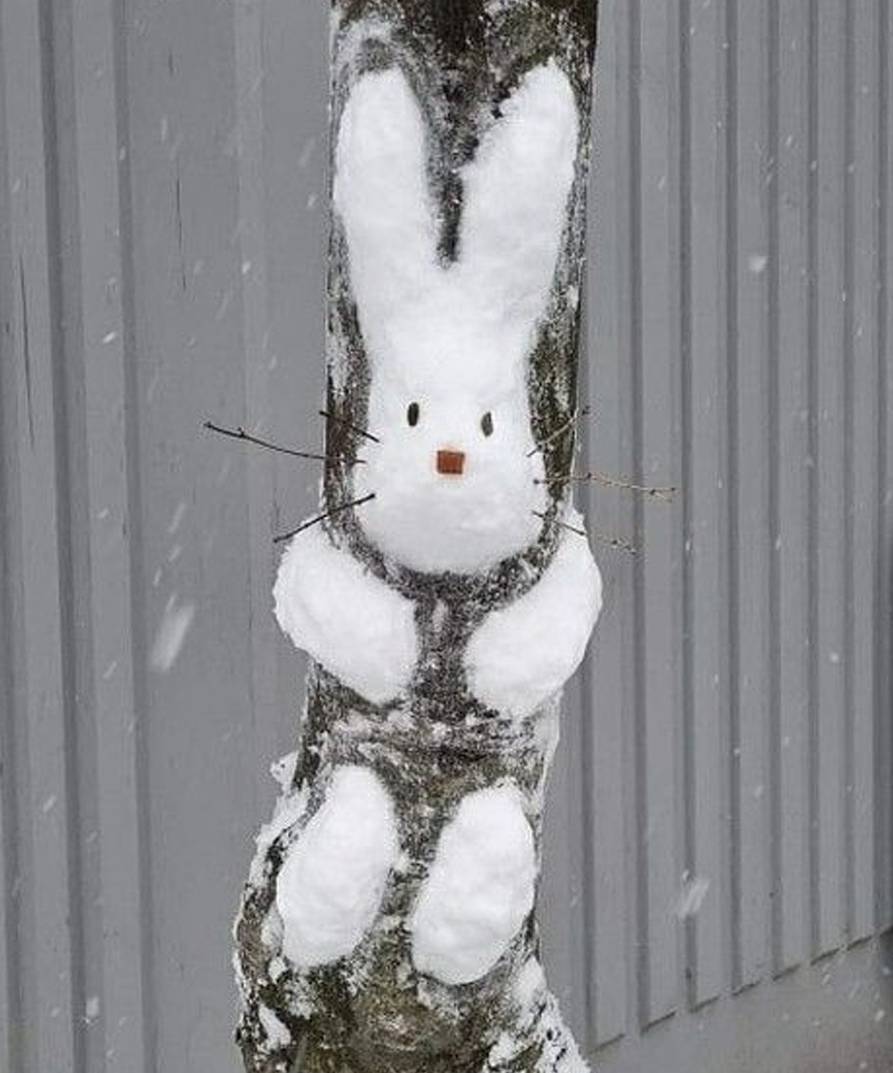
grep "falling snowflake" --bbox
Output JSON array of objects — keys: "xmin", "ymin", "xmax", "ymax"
[
  {"xmin": 675, "ymin": 874, "xmax": 711, "ymax": 920},
  {"xmin": 150, "ymin": 596, "xmax": 195, "ymax": 673}
]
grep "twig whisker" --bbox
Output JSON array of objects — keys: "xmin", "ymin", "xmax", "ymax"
[
  {"xmin": 319, "ymin": 409, "xmax": 381, "ymax": 444},
  {"xmin": 532, "ymin": 511, "xmax": 638, "ymax": 555},
  {"xmin": 532, "ymin": 510, "xmax": 586, "ymax": 537},
  {"xmin": 527, "ymin": 405, "xmax": 591, "ymax": 457},
  {"xmin": 537, "ymin": 468, "xmax": 676, "ymax": 502},
  {"xmin": 204, "ymin": 419, "xmax": 362, "ymax": 464},
  {"xmin": 590, "ymin": 529, "xmax": 638, "ymax": 554},
  {"xmin": 274, "ymin": 493, "xmax": 376, "ymax": 544}
]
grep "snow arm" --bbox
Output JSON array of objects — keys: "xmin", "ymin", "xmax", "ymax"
[
  {"xmin": 273, "ymin": 524, "xmax": 417, "ymax": 705},
  {"xmin": 464, "ymin": 521, "xmax": 602, "ymax": 719}
]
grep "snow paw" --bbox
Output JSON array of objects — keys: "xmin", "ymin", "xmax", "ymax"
[
  {"xmin": 465, "ymin": 523, "xmax": 602, "ymax": 718},
  {"xmin": 275, "ymin": 765, "xmax": 399, "ymax": 968},
  {"xmin": 409, "ymin": 784, "xmax": 536, "ymax": 985},
  {"xmin": 273, "ymin": 523, "xmax": 417, "ymax": 704}
]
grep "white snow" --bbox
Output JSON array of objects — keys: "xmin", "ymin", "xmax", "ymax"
[
  {"xmin": 258, "ymin": 1004, "xmax": 292, "ymax": 1049},
  {"xmin": 149, "ymin": 595, "xmax": 195, "ymax": 672},
  {"xmin": 167, "ymin": 500, "xmax": 188, "ymax": 535},
  {"xmin": 465, "ymin": 520, "xmax": 602, "ymax": 717},
  {"xmin": 335, "ymin": 63, "xmax": 579, "ymax": 574},
  {"xmin": 334, "ymin": 66, "xmax": 435, "ymax": 333},
  {"xmin": 260, "ymin": 906, "xmax": 284, "ymax": 950},
  {"xmin": 273, "ymin": 522, "xmax": 416, "ymax": 704},
  {"xmin": 270, "ymin": 751, "xmax": 298, "ymax": 792},
  {"xmin": 533, "ymin": 993, "xmax": 589, "ymax": 1073},
  {"xmin": 410, "ymin": 784, "xmax": 535, "ymax": 985},
  {"xmin": 514, "ymin": 954, "xmax": 546, "ymax": 1010},
  {"xmin": 458, "ymin": 64, "xmax": 579, "ymax": 348},
  {"xmin": 249, "ymin": 784, "xmax": 309, "ymax": 887},
  {"xmin": 487, "ymin": 967, "xmax": 587, "ymax": 1073},
  {"xmin": 276, "ymin": 765, "xmax": 398, "ymax": 967},
  {"xmin": 251, "ymin": 58, "xmax": 599, "ymax": 1068}
]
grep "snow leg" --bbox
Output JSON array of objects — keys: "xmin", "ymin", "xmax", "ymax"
[
  {"xmin": 410, "ymin": 784, "xmax": 536, "ymax": 985},
  {"xmin": 235, "ymin": 764, "xmax": 399, "ymax": 1071},
  {"xmin": 276, "ymin": 765, "xmax": 400, "ymax": 968}
]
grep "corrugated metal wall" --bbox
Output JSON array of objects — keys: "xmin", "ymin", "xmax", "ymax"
[{"xmin": 1, "ymin": 1, "xmax": 892, "ymax": 1071}]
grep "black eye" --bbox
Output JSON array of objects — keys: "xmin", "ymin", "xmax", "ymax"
[
  {"xmin": 407, "ymin": 402, "xmax": 420, "ymax": 427},
  {"xmin": 481, "ymin": 411, "xmax": 494, "ymax": 437}
]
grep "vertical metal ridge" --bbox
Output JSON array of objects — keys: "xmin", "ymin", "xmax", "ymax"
[
  {"xmin": 110, "ymin": 4, "xmax": 157, "ymax": 1068},
  {"xmin": 841, "ymin": 0, "xmax": 856, "ymax": 946},
  {"xmin": 232, "ymin": 0, "xmax": 281, "ymax": 811},
  {"xmin": 686, "ymin": 0, "xmax": 726, "ymax": 1007},
  {"xmin": 0, "ymin": 330, "xmax": 36, "ymax": 1073},
  {"xmin": 766, "ymin": 0, "xmax": 783, "ymax": 975},
  {"xmin": 576, "ymin": 320, "xmax": 597, "ymax": 1049},
  {"xmin": 2, "ymin": 0, "xmax": 79, "ymax": 1058},
  {"xmin": 814, "ymin": 0, "xmax": 848, "ymax": 958},
  {"xmin": 875, "ymin": 0, "xmax": 891, "ymax": 933},
  {"xmin": 586, "ymin": 2, "xmax": 629, "ymax": 1043},
  {"xmin": 627, "ymin": 0, "xmax": 649, "ymax": 1029},
  {"xmin": 48, "ymin": 15, "xmax": 111, "ymax": 1069},
  {"xmin": 774, "ymin": 0, "xmax": 811, "ymax": 975},
  {"xmin": 668, "ymin": 0, "xmax": 686, "ymax": 1017},
  {"xmin": 805, "ymin": 0, "xmax": 821, "ymax": 959},
  {"xmin": 0, "ymin": 605, "xmax": 22, "ymax": 1073},
  {"xmin": 723, "ymin": 0, "xmax": 742, "ymax": 994},
  {"xmin": 37, "ymin": 0, "xmax": 86, "ymax": 1065},
  {"xmin": 0, "ymin": 270, "xmax": 24, "ymax": 1073},
  {"xmin": 0, "ymin": 34, "xmax": 24, "ymax": 1068},
  {"xmin": 850, "ymin": 0, "xmax": 881, "ymax": 943},
  {"xmin": 677, "ymin": 0, "xmax": 697, "ymax": 1011},
  {"xmin": 733, "ymin": 0, "xmax": 772, "ymax": 987},
  {"xmin": 637, "ymin": 0, "xmax": 679, "ymax": 1025}
]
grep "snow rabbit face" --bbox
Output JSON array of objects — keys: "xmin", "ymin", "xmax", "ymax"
[{"xmin": 334, "ymin": 62, "xmax": 579, "ymax": 575}]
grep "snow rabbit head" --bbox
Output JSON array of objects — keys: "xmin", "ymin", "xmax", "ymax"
[{"xmin": 334, "ymin": 61, "xmax": 579, "ymax": 575}]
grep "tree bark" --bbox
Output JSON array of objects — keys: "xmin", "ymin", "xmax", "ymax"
[{"xmin": 234, "ymin": 3, "xmax": 598, "ymax": 1072}]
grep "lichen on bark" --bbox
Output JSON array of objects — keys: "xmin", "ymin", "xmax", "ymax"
[{"xmin": 233, "ymin": 3, "xmax": 599, "ymax": 1072}]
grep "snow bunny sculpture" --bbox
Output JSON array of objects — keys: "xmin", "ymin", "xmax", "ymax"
[{"xmin": 234, "ymin": 11, "xmax": 601, "ymax": 1073}]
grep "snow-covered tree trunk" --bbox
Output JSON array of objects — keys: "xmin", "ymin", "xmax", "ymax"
[{"xmin": 234, "ymin": 3, "xmax": 599, "ymax": 1072}]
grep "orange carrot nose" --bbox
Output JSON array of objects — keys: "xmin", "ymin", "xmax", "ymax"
[{"xmin": 436, "ymin": 449, "xmax": 465, "ymax": 476}]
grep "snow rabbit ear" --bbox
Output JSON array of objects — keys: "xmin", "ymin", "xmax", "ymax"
[
  {"xmin": 458, "ymin": 62, "xmax": 579, "ymax": 349},
  {"xmin": 334, "ymin": 68, "xmax": 435, "ymax": 332}
]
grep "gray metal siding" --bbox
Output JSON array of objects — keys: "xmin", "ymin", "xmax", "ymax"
[
  {"xmin": 1, "ymin": 1, "xmax": 892, "ymax": 1072},
  {"xmin": 542, "ymin": 0, "xmax": 893, "ymax": 1065}
]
